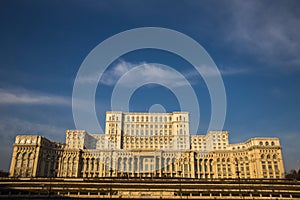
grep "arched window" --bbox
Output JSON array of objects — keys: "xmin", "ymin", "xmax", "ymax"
[
  {"xmin": 261, "ymin": 154, "xmax": 264, "ymax": 159},
  {"xmin": 273, "ymin": 154, "xmax": 277, "ymax": 159},
  {"xmin": 28, "ymin": 153, "xmax": 34, "ymax": 167},
  {"xmin": 16, "ymin": 153, "xmax": 22, "ymax": 167},
  {"xmin": 259, "ymin": 141, "xmax": 263, "ymax": 146},
  {"xmin": 265, "ymin": 141, "xmax": 269, "ymax": 146},
  {"xmin": 22, "ymin": 153, "xmax": 28, "ymax": 167},
  {"xmin": 271, "ymin": 141, "xmax": 275, "ymax": 146},
  {"xmin": 267, "ymin": 154, "xmax": 271, "ymax": 159}
]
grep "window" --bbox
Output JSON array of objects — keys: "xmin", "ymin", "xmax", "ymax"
[
  {"xmin": 271, "ymin": 141, "xmax": 275, "ymax": 146},
  {"xmin": 265, "ymin": 141, "xmax": 269, "ymax": 146}
]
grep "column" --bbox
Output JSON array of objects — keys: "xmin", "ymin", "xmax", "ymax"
[
  {"xmin": 170, "ymin": 158, "xmax": 173, "ymax": 177},
  {"xmin": 190, "ymin": 153, "xmax": 195, "ymax": 178},
  {"xmin": 164, "ymin": 158, "xmax": 167, "ymax": 175},
  {"xmin": 99, "ymin": 159, "xmax": 103, "ymax": 177},
  {"xmin": 83, "ymin": 158, "xmax": 87, "ymax": 178},
  {"xmin": 57, "ymin": 157, "xmax": 62, "ymax": 177},
  {"xmin": 154, "ymin": 155, "xmax": 157, "ymax": 177},
  {"xmin": 90, "ymin": 158, "xmax": 94, "ymax": 177},
  {"xmin": 9, "ymin": 148, "xmax": 18, "ymax": 177},
  {"xmin": 126, "ymin": 157, "xmax": 130, "ymax": 175},
  {"xmin": 138, "ymin": 156, "xmax": 140, "ymax": 176},
  {"xmin": 131, "ymin": 157, "xmax": 135, "ymax": 176},
  {"xmin": 197, "ymin": 158, "xmax": 200, "ymax": 179}
]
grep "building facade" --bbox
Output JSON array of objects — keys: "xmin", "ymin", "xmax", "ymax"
[{"xmin": 9, "ymin": 111, "xmax": 285, "ymax": 179}]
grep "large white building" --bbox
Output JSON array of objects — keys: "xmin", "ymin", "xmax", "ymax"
[{"xmin": 10, "ymin": 111, "xmax": 285, "ymax": 179}]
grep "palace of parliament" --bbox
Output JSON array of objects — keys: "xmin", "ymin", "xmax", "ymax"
[{"xmin": 9, "ymin": 111, "xmax": 285, "ymax": 180}]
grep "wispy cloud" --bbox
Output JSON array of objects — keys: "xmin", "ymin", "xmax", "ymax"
[
  {"xmin": 194, "ymin": 65, "xmax": 249, "ymax": 77},
  {"xmin": 98, "ymin": 60, "xmax": 248, "ymax": 87},
  {"xmin": 101, "ymin": 61, "xmax": 191, "ymax": 87},
  {"xmin": 0, "ymin": 88, "xmax": 70, "ymax": 106}
]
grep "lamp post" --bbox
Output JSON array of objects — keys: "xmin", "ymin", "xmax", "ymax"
[
  {"xmin": 109, "ymin": 150, "xmax": 114, "ymax": 199},
  {"xmin": 47, "ymin": 157, "xmax": 54, "ymax": 198},
  {"xmin": 178, "ymin": 170, "xmax": 182, "ymax": 199},
  {"xmin": 235, "ymin": 160, "xmax": 242, "ymax": 199}
]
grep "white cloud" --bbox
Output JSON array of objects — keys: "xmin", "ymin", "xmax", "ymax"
[
  {"xmin": 0, "ymin": 88, "xmax": 70, "ymax": 106},
  {"xmin": 194, "ymin": 65, "xmax": 249, "ymax": 77},
  {"xmin": 99, "ymin": 61, "xmax": 248, "ymax": 87},
  {"xmin": 100, "ymin": 61, "xmax": 191, "ymax": 87}
]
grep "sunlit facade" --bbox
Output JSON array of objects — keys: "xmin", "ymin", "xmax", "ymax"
[{"xmin": 10, "ymin": 111, "xmax": 285, "ymax": 179}]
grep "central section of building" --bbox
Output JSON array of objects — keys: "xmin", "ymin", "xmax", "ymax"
[{"xmin": 67, "ymin": 111, "xmax": 192, "ymax": 178}]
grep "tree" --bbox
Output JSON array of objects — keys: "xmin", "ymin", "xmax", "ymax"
[{"xmin": 285, "ymin": 169, "xmax": 300, "ymax": 180}]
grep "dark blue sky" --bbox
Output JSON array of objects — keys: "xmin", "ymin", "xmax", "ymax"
[{"xmin": 0, "ymin": 0, "xmax": 299, "ymax": 172}]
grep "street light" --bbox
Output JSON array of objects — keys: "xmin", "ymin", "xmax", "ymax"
[
  {"xmin": 178, "ymin": 170, "xmax": 182, "ymax": 199},
  {"xmin": 235, "ymin": 160, "xmax": 242, "ymax": 198},
  {"xmin": 47, "ymin": 157, "xmax": 54, "ymax": 198}
]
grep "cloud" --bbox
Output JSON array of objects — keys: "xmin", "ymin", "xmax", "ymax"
[
  {"xmin": 99, "ymin": 60, "xmax": 248, "ymax": 87},
  {"xmin": 227, "ymin": 0, "xmax": 300, "ymax": 68},
  {"xmin": 0, "ymin": 88, "xmax": 70, "ymax": 106},
  {"xmin": 99, "ymin": 61, "xmax": 189, "ymax": 87},
  {"xmin": 195, "ymin": 65, "xmax": 249, "ymax": 77}
]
